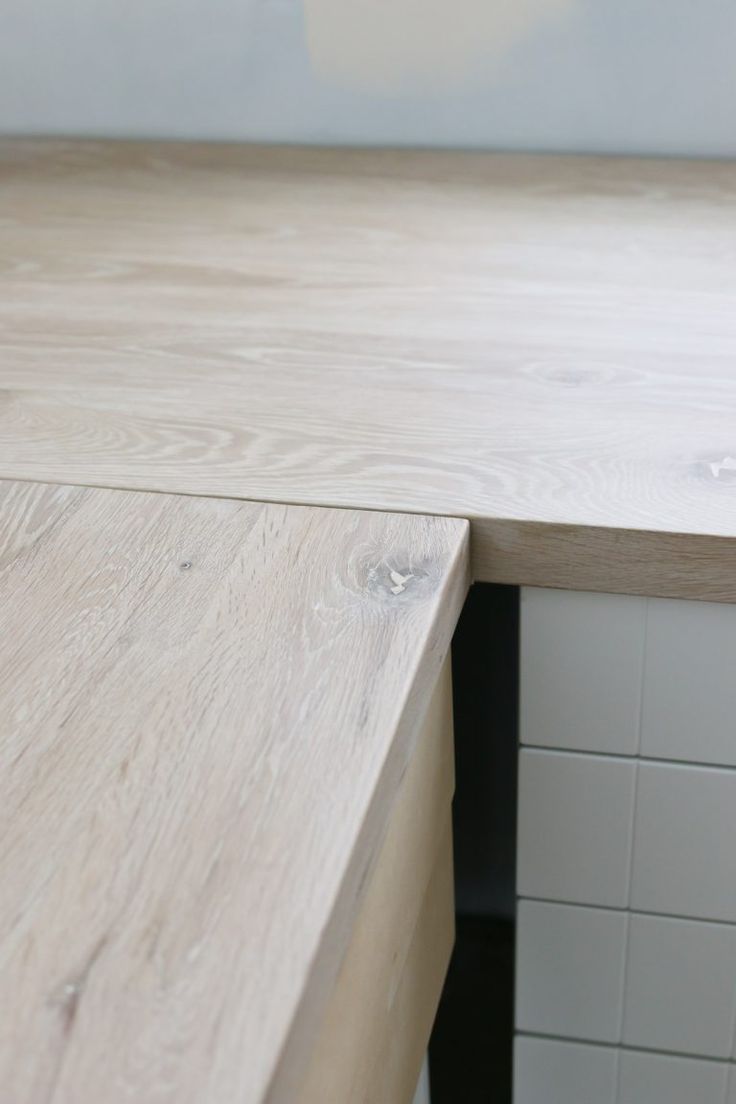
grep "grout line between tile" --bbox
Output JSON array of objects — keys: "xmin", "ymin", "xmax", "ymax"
[
  {"xmin": 519, "ymin": 894, "xmax": 736, "ymax": 930},
  {"xmin": 727, "ymin": 944, "xmax": 736, "ymax": 1073},
  {"xmin": 521, "ymin": 744, "xmax": 736, "ymax": 774},
  {"xmin": 617, "ymin": 910, "xmax": 632, "ymax": 1049},
  {"xmin": 635, "ymin": 597, "xmax": 649, "ymax": 759},
  {"xmin": 613, "ymin": 1046, "xmax": 622, "ymax": 1104},
  {"xmin": 625, "ymin": 760, "xmax": 640, "ymax": 912},
  {"xmin": 518, "ymin": 1030, "xmax": 735, "ymax": 1066}
]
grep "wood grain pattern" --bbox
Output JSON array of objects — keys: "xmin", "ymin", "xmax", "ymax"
[
  {"xmin": 1, "ymin": 140, "xmax": 735, "ymax": 597},
  {"xmin": 362, "ymin": 830, "xmax": 455, "ymax": 1104},
  {"xmin": 0, "ymin": 479, "xmax": 468, "ymax": 1104},
  {"xmin": 300, "ymin": 658, "xmax": 454, "ymax": 1104}
]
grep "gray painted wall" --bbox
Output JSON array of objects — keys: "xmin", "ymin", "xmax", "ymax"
[{"xmin": 1, "ymin": 0, "xmax": 735, "ymax": 156}]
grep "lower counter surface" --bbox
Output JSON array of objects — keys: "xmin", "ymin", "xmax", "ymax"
[{"xmin": 0, "ymin": 478, "xmax": 468, "ymax": 1104}]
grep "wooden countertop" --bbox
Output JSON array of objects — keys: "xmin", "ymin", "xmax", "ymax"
[
  {"xmin": 0, "ymin": 478, "xmax": 468, "ymax": 1103},
  {"xmin": 2, "ymin": 140, "xmax": 736, "ymax": 599},
  {"xmin": 3, "ymin": 139, "xmax": 732, "ymax": 1102}
]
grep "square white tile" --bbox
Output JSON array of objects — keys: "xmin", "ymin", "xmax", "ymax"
[
  {"xmin": 641, "ymin": 597, "xmax": 736, "ymax": 767},
  {"xmin": 520, "ymin": 587, "xmax": 646, "ymax": 755},
  {"xmin": 513, "ymin": 1036, "xmax": 617, "ymax": 1104},
  {"xmin": 618, "ymin": 1049, "xmax": 729, "ymax": 1104},
  {"xmin": 515, "ymin": 900, "xmax": 627, "ymax": 1043},
  {"xmin": 631, "ymin": 762, "xmax": 736, "ymax": 923},
  {"xmin": 517, "ymin": 749, "xmax": 637, "ymax": 908},
  {"xmin": 622, "ymin": 913, "xmax": 736, "ymax": 1058}
]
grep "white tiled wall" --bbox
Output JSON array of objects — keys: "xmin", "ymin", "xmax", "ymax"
[
  {"xmin": 622, "ymin": 913, "xmax": 736, "ymax": 1058},
  {"xmin": 514, "ymin": 1038, "xmax": 731, "ymax": 1104},
  {"xmin": 515, "ymin": 900, "xmax": 627, "ymax": 1042},
  {"xmin": 641, "ymin": 598, "xmax": 736, "ymax": 767},
  {"xmin": 631, "ymin": 762, "xmax": 736, "ymax": 922},
  {"xmin": 517, "ymin": 749, "xmax": 636, "ymax": 907},
  {"xmin": 517, "ymin": 901, "xmax": 736, "ymax": 1058},
  {"xmin": 518, "ymin": 750, "xmax": 736, "ymax": 922},
  {"xmin": 520, "ymin": 588, "xmax": 645, "ymax": 756},
  {"xmin": 522, "ymin": 589, "xmax": 736, "ymax": 769},
  {"xmin": 513, "ymin": 1037, "xmax": 618, "ymax": 1104},
  {"xmin": 516, "ymin": 589, "xmax": 736, "ymax": 1101},
  {"xmin": 618, "ymin": 1049, "xmax": 730, "ymax": 1104}
]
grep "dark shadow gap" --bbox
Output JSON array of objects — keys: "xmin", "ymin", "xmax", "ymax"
[{"xmin": 429, "ymin": 583, "xmax": 519, "ymax": 1103}]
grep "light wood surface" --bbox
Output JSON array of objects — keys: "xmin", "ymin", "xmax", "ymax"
[
  {"xmin": 363, "ymin": 832, "xmax": 454, "ymax": 1104},
  {"xmin": 300, "ymin": 658, "xmax": 454, "ymax": 1104},
  {"xmin": 1, "ymin": 140, "xmax": 736, "ymax": 598},
  {"xmin": 0, "ymin": 478, "xmax": 468, "ymax": 1104}
]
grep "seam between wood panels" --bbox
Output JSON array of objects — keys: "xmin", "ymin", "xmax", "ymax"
[
  {"xmin": 0, "ymin": 472, "xmax": 474, "ymax": 529},
  {"xmin": 9, "ymin": 474, "xmax": 736, "ymax": 597}
]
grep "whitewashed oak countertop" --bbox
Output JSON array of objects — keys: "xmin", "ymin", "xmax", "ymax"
[
  {"xmin": 1, "ymin": 140, "xmax": 735, "ymax": 600},
  {"xmin": 0, "ymin": 478, "xmax": 468, "ymax": 1103}
]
